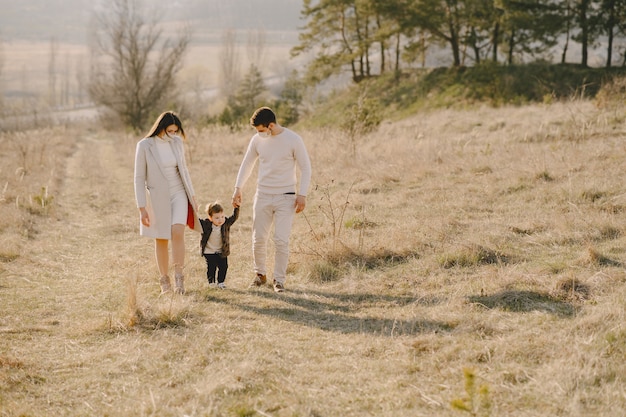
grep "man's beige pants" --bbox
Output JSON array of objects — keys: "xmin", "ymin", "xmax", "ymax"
[{"xmin": 252, "ymin": 192, "xmax": 297, "ymax": 285}]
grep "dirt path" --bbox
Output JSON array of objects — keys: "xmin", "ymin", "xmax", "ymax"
[
  {"xmin": 1, "ymin": 132, "xmax": 243, "ymax": 415},
  {"xmin": 1, "ymin": 134, "xmax": 158, "ymax": 414},
  {"xmin": 3, "ymin": 133, "xmax": 139, "ymax": 327}
]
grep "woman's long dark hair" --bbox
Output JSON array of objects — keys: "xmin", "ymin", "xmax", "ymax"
[{"xmin": 145, "ymin": 111, "xmax": 186, "ymax": 140}]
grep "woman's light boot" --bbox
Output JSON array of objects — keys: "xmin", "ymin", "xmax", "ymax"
[
  {"xmin": 160, "ymin": 275, "xmax": 172, "ymax": 293},
  {"xmin": 174, "ymin": 273, "xmax": 185, "ymax": 294}
]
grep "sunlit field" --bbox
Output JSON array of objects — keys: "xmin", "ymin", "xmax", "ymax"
[{"xmin": 2, "ymin": 99, "xmax": 626, "ymax": 416}]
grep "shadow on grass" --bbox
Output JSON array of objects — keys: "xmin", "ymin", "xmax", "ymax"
[
  {"xmin": 468, "ymin": 290, "xmax": 578, "ymax": 317},
  {"xmin": 270, "ymin": 288, "xmax": 441, "ymax": 311},
  {"xmin": 206, "ymin": 288, "xmax": 453, "ymax": 336}
]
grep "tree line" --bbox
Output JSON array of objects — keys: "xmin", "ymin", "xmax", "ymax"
[
  {"xmin": 292, "ymin": 0, "xmax": 626, "ymax": 84},
  {"xmin": 81, "ymin": 0, "xmax": 626, "ymax": 131}
]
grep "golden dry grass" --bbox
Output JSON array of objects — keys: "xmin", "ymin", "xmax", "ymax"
[{"xmin": 2, "ymin": 100, "xmax": 626, "ymax": 416}]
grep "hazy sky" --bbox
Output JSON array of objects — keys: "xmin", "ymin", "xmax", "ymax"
[
  {"xmin": 2, "ymin": 0, "xmax": 303, "ymax": 44},
  {"xmin": 1, "ymin": 0, "xmax": 306, "ymax": 99}
]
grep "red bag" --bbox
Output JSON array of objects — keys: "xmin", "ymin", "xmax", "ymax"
[{"xmin": 186, "ymin": 202, "xmax": 195, "ymax": 229}]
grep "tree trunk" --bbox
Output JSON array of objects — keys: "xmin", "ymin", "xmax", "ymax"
[
  {"xmin": 492, "ymin": 22, "xmax": 499, "ymax": 62},
  {"xmin": 471, "ymin": 28, "xmax": 480, "ymax": 64},
  {"xmin": 580, "ymin": 0, "xmax": 589, "ymax": 67},
  {"xmin": 561, "ymin": 2, "xmax": 570, "ymax": 63},
  {"xmin": 339, "ymin": 9, "xmax": 359, "ymax": 82},
  {"xmin": 365, "ymin": 17, "xmax": 371, "ymax": 77},
  {"xmin": 353, "ymin": 6, "xmax": 366, "ymax": 80},
  {"xmin": 395, "ymin": 32, "xmax": 401, "ymax": 73},
  {"xmin": 606, "ymin": 0, "xmax": 616, "ymax": 68},
  {"xmin": 447, "ymin": 13, "xmax": 461, "ymax": 66},
  {"xmin": 507, "ymin": 29, "xmax": 515, "ymax": 65}
]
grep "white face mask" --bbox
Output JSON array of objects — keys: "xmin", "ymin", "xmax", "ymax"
[
  {"xmin": 257, "ymin": 129, "xmax": 271, "ymax": 138},
  {"xmin": 165, "ymin": 128, "xmax": 179, "ymax": 140}
]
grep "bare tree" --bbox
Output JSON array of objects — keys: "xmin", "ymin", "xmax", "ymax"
[
  {"xmin": 0, "ymin": 35, "xmax": 4, "ymax": 111},
  {"xmin": 246, "ymin": 28, "xmax": 267, "ymax": 69},
  {"xmin": 75, "ymin": 56, "xmax": 87, "ymax": 106},
  {"xmin": 48, "ymin": 37, "xmax": 58, "ymax": 108},
  {"xmin": 219, "ymin": 29, "xmax": 241, "ymax": 98},
  {"xmin": 88, "ymin": 0, "xmax": 190, "ymax": 131},
  {"xmin": 60, "ymin": 53, "xmax": 71, "ymax": 107}
]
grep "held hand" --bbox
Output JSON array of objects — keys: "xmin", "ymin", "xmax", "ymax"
[
  {"xmin": 232, "ymin": 189, "xmax": 242, "ymax": 208},
  {"xmin": 139, "ymin": 207, "xmax": 150, "ymax": 227},
  {"xmin": 295, "ymin": 195, "xmax": 306, "ymax": 213}
]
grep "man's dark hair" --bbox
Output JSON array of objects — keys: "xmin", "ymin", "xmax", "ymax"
[{"xmin": 250, "ymin": 107, "xmax": 276, "ymax": 127}]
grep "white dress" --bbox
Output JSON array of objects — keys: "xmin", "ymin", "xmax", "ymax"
[{"xmin": 155, "ymin": 137, "xmax": 187, "ymax": 225}]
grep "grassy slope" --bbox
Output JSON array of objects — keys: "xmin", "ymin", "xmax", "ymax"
[
  {"xmin": 1, "ymin": 98, "xmax": 626, "ymax": 416},
  {"xmin": 301, "ymin": 63, "xmax": 626, "ymax": 128}
]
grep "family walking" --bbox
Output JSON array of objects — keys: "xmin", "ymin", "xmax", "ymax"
[{"xmin": 133, "ymin": 107, "xmax": 311, "ymax": 294}]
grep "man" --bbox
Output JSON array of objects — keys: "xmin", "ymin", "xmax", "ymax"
[{"xmin": 232, "ymin": 107, "xmax": 312, "ymax": 293}]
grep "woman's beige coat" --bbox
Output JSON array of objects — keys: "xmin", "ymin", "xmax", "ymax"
[{"xmin": 134, "ymin": 135, "xmax": 202, "ymax": 239}]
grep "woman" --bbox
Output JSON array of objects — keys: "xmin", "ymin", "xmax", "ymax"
[{"xmin": 134, "ymin": 111, "xmax": 202, "ymax": 294}]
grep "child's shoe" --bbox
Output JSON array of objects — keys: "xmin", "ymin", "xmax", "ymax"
[{"xmin": 217, "ymin": 282, "xmax": 226, "ymax": 289}]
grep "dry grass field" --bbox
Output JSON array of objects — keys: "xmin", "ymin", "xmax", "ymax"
[{"xmin": 1, "ymin": 99, "xmax": 626, "ymax": 416}]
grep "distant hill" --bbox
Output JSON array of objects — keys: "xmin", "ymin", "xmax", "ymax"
[{"xmin": 2, "ymin": 0, "xmax": 303, "ymax": 44}]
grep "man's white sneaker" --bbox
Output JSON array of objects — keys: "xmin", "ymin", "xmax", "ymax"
[{"xmin": 273, "ymin": 280, "xmax": 285, "ymax": 293}]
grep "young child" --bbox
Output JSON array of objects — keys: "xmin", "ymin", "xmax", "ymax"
[{"xmin": 199, "ymin": 202, "xmax": 239, "ymax": 289}]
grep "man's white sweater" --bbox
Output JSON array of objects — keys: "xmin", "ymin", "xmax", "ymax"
[{"xmin": 235, "ymin": 128, "xmax": 312, "ymax": 196}]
